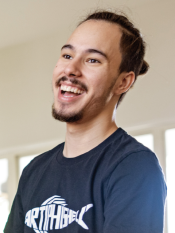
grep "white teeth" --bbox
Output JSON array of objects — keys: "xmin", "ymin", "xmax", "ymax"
[
  {"xmin": 67, "ymin": 86, "xmax": 71, "ymax": 92},
  {"xmin": 60, "ymin": 85, "xmax": 84, "ymax": 94},
  {"xmin": 71, "ymin": 87, "xmax": 74, "ymax": 92}
]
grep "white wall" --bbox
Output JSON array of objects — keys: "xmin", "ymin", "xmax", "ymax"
[
  {"xmin": 0, "ymin": 34, "xmax": 67, "ymax": 149},
  {"xmin": 117, "ymin": 0, "xmax": 175, "ymax": 130}
]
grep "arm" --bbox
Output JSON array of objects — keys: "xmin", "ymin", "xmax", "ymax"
[
  {"xmin": 103, "ymin": 151, "xmax": 167, "ymax": 233},
  {"xmin": 4, "ymin": 180, "xmax": 25, "ymax": 232}
]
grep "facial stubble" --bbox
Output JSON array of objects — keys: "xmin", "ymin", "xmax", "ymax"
[
  {"xmin": 52, "ymin": 103, "xmax": 84, "ymax": 123},
  {"xmin": 52, "ymin": 75, "xmax": 118, "ymax": 123}
]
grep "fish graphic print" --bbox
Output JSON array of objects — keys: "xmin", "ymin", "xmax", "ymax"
[{"xmin": 25, "ymin": 195, "xmax": 93, "ymax": 232}]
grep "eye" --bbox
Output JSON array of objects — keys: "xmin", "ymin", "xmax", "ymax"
[
  {"xmin": 63, "ymin": 54, "xmax": 72, "ymax": 59},
  {"xmin": 87, "ymin": 59, "xmax": 100, "ymax": 63}
]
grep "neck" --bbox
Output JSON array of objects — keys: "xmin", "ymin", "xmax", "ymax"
[{"xmin": 63, "ymin": 113, "xmax": 118, "ymax": 158}]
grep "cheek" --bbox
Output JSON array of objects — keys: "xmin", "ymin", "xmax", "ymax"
[
  {"xmin": 89, "ymin": 70, "xmax": 108, "ymax": 89},
  {"xmin": 89, "ymin": 79, "xmax": 108, "ymax": 99}
]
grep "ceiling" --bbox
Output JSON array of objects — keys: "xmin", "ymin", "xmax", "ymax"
[{"xmin": 0, "ymin": 0, "xmax": 163, "ymax": 50}]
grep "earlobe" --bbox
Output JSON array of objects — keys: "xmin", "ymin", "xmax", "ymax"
[{"xmin": 114, "ymin": 71, "xmax": 135, "ymax": 95}]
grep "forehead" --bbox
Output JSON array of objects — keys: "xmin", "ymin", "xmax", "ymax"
[{"xmin": 66, "ymin": 20, "xmax": 122, "ymax": 58}]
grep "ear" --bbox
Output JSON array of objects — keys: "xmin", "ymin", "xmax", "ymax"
[{"xmin": 114, "ymin": 71, "xmax": 135, "ymax": 96}]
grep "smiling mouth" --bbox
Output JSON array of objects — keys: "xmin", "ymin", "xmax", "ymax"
[{"xmin": 60, "ymin": 84, "xmax": 85, "ymax": 96}]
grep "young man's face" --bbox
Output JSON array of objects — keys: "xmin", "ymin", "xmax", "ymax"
[{"xmin": 52, "ymin": 20, "xmax": 122, "ymax": 123}]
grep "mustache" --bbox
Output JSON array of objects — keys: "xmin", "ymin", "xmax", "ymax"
[{"xmin": 55, "ymin": 76, "xmax": 88, "ymax": 92}]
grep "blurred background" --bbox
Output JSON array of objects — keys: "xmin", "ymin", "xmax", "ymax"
[{"xmin": 0, "ymin": 0, "xmax": 174, "ymax": 232}]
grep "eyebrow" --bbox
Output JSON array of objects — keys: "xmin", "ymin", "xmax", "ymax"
[
  {"xmin": 61, "ymin": 44, "xmax": 107, "ymax": 59},
  {"xmin": 61, "ymin": 44, "xmax": 74, "ymax": 50},
  {"xmin": 86, "ymin": 48, "xmax": 107, "ymax": 59}
]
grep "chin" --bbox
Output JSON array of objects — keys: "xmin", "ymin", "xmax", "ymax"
[{"xmin": 52, "ymin": 104, "xmax": 83, "ymax": 123}]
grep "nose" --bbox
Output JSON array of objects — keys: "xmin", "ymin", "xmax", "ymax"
[{"xmin": 64, "ymin": 58, "xmax": 82, "ymax": 77}]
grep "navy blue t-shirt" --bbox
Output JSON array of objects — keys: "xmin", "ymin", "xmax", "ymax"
[{"xmin": 4, "ymin": 128, "xmax": 167, "ymax": 233}]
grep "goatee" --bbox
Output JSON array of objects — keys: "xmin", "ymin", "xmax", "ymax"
[{"xmin": 52, "ymin": 104, "xmax": 83, "ymax": 123}]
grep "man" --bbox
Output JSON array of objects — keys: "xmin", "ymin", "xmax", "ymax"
[{"xmin": 4, "ymin": 10, "xmax": 166, "ymax": 233}]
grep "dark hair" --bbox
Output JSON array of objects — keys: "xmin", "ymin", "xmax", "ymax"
[{"xmin": 79, "ymin": 10, "xmax": 149, "ymax": 104}]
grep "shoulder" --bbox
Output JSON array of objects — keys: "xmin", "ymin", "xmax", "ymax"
[
  {"xmin": 104, "ymin": 150, "xmax": 167, "ymax": 233},
  {"xmin": 21, "ymin": 142, "xmax": 64, "ymax": 179},
  {"xmin": 105, "ymin": 128, "xmax": 158, "ymax": 170},
  {"xmin": 106, "ymin": 128, "xmax": 166, "ymax": 190},
  {"xmin": 111, "ymin": 128, "xmax": 153, "ymax": 159},
  {"xmin": 111, "ymin": 150, "xmax": 164, "ymax": 181},
  {"xmin": 107, "ymin": 146, "xmax": 167, "ymax": 200}
]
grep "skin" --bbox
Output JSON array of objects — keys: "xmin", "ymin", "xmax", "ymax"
[{"xmin": 52, "ymin": 20, "xmax": 135, "ymax": 158}]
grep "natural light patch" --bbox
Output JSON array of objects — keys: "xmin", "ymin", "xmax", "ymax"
[
  {"xmin": 165, "ymin": 128, "xmax": 175, "ymax": 233},
  {"xmin": 19, "ymin": 154, "xmax": 37, "ymax": 177},
  {"xmin": 134, "ymin": 134, "xmax": 154, "ymax": 151},
  {"xmin": 0, "ymin": 159, "xmax": 9, "ymax": 233}
]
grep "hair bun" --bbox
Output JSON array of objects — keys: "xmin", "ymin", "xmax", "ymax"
[{"xmin": 139, "ymin": 60, "xmax": 149, "ymax": 75}]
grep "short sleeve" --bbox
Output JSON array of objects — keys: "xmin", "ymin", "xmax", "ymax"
[
  {"xmin": 103, "ymin": 151, "xmax": 167, "ymax": 233},
  {"xmin": 4, "ymin": 178, "xmax": 25, "ymax": 233}
]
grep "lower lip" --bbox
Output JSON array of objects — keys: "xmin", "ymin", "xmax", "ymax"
[{"xmin": 57, "ymin": 87, "xmax": 85, "ymax": 103}]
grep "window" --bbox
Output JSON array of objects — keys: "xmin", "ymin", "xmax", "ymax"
[
  {"xmin": 165, "ymin": 128, "xmax": 175, "ymax": 233},
  {"xmin": 0, "ymin": 159, "xmax": 9, "ymax": 233}
]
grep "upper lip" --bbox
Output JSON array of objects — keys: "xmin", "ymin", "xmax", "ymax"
[{"xmin": 55, "ymin": 76, "xmax": 88, "ymax": 92}]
